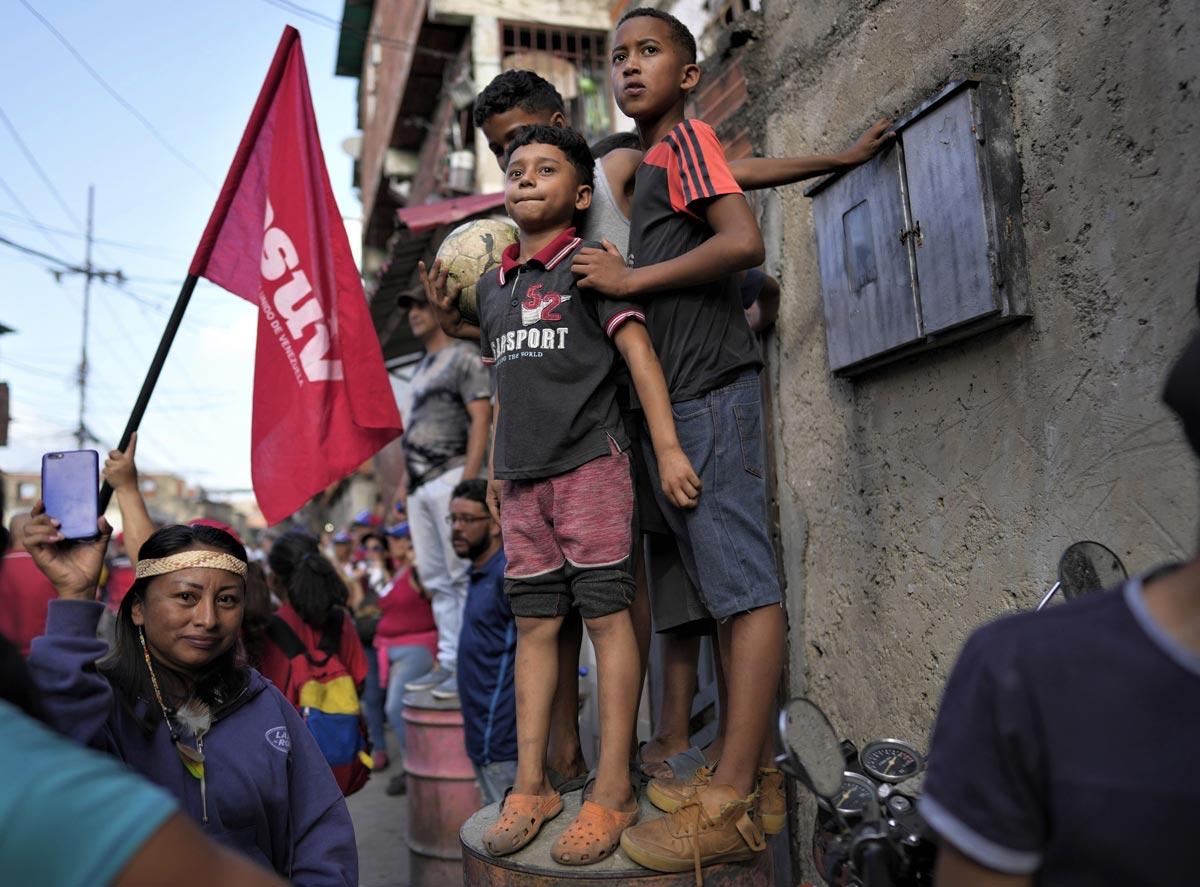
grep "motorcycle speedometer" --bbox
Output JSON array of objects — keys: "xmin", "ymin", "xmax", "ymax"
[
  {"xmin": 860, "ymin": 739, "xmax": 924, "ymax": 783},
  {"xmin": 826, "ymin": 771, "xmax": 878, "ymax": 815}
]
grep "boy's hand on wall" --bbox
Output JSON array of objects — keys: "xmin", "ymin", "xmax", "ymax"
[
  {"xmin": 571, "ymin": 240, "xmax": 634, "ymax": 297},
  {"xmin": 841, "ymin": 118, "xmax": 895, "ymax": 167},
  {"xmin": 658, "ymin": 446, "xmax": 702, "ymax": 509}
]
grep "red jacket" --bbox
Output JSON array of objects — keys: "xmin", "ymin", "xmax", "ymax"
[{"xmin": 0, "ymin": 551, "xmax": 58, "ymax": 656}]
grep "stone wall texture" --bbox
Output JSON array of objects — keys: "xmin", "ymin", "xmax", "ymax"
[{"xmin": 743, "ymin": 0, "xmax": 1199, "ymax": 745}]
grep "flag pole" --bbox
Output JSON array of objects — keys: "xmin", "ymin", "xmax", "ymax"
[{"xmin": 98, "ymin": 273, "xmax": 199, "ymax": 512}]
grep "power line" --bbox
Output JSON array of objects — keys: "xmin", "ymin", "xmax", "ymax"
[
  {"xmin": 0, "ymin": 232, "xmax": 59, "ymax": 271},
  {"xmin": 17, "ymin": 0, "xmax": 219, "ymax": 189},
  {"xmin": 0, "ymin": 172, "xmax": 72, "ymax": 256},
  {"xmin": 0, "ymin": 209, "xmax": 186, "ymax": 260},
  {"xmin": 0, "ymin": 356, "xmax": 74, "ymax": 382},
  {"xmin": 0, "ymin": 230, "xmax": 206, "ymax": 344},
  {"xmin": 0, "ymin": 232, "xmax": 78, "ymax": 272},
  {"xmin": 0, "ymin": 103, "xmax": 85, "ymax": 232},
  {"xmin": 122, "ymin": 273, "xmax": 188, "ymax": 287},
  {"xmin": 256, "ymin": 0, "xmax": 461, "ymax": 61}
]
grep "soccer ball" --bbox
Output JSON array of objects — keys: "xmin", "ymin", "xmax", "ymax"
[{"xmin": 435, "ymin": 218, "xmax": 519, "ymax": 324}]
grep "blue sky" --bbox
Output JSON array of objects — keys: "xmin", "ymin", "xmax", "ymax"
[{"xmin": 0, "ymin": 0, "xmax": 361, "ymax": 493}]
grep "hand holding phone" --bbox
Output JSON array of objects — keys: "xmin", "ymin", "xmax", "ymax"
[
  {"xmin": 41, "ymin": 450, "xmax": 100, "ymax": 541},
  {"xmin": 23, "ymin": 501, "xmax": 112, "ymax": 600}
]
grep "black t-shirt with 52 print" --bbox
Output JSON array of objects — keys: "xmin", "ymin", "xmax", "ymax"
[{"xmin": 478, "ymin": 227, "xmax": 645, "ymax": 481}]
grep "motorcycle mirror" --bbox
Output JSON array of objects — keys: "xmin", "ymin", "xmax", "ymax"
[
  {"xmin": 776, "ymin": 698, "xmax": 844, "ymax": 800},
  {"xmin": 1058, "ymin": 541, "xmax": 1127, "ymax": 600}
]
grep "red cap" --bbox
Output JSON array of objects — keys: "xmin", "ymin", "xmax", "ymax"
[{"xmin": 189, "ymin": 518, "xmax": 242, "ymax": 544}]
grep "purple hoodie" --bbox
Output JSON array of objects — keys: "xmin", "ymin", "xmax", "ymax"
[{"xmin": 27, "ymin": 599, "xmax": 358, "ymax": 887}]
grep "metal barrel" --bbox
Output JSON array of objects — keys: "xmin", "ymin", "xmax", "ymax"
[{"xmin": 403, "ymin": 690, "xmax": 482, "ymax": 886}]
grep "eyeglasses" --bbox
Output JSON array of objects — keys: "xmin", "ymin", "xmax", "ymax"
[
  {"xmin": 364, "ymin": 545, "xmax": 383, "ymax": 552},
  {"xmin": 445, "ymin": 514, "xmax": 491, "ymax": 526}
]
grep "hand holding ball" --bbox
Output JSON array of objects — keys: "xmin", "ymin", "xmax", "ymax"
[{"xmin": 434, "ymin": 219, "xmax": 519, "ymax": 324}]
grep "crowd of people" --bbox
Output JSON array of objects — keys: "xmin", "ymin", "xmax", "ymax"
[{"xmin": 2, "ymin": 7, "xmax": 1197, "ymax": 887}]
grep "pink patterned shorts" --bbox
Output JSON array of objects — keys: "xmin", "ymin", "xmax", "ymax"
[{"xmin": 500, "ymin": 443, "xmax": 634, "ymax": 619}]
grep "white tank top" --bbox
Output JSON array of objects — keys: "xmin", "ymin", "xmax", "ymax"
[{"xmin": 580, "ymin": 158, "xmax": 631, "ymax": 256}]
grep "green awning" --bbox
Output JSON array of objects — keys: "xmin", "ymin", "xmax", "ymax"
[{"xmin": 335, "ymin": 0, "xmax": 375, "ymax": 78}]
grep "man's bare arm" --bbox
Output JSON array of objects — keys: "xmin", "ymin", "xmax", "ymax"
[
  {"xmin": 934, "ymin": 843, "xmax": 1035, "ymax": 887},
  {"xmin": 463, "ymin": 398, "xmax": 493, "ymax": 480},
  {"xmin": 115, "ymin": 812, "xmax": 289, "ymax": 887}
]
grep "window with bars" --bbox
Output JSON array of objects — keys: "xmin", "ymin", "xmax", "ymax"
[{"xmin": 499, "ymin": 22, "xmax": 613, "ymax": 146}]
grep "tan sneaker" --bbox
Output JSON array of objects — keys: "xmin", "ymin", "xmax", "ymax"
[
  {"xmin": 645, "ymin": 764, "xmax": 714, "ymax": 813},
  {"xmin": 620, "ymin": 783, "xmax": 766, "ymax": 881},
  {"xmin": 756, "ymin": 767, "xmax": 786, "ymax": 835}
]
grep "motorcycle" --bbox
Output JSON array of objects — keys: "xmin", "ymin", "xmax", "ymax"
[{"xmin": 776, "ymin": 540, "xmax": 1127, "ymax": 887}]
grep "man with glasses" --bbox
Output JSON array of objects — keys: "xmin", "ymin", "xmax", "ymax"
[{"xmin": 445, "ymin": 479, "xmax": 517, "ymax": 805}]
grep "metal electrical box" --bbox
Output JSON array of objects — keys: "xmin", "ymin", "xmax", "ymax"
[{"xmin": 807, "ymin": 78, "xmax": 1030, "ymax": 375}]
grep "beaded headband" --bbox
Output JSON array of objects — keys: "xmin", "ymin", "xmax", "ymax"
[{"xmin": 135, "ymin": 550, "xmax": 248, "ymax": 579}]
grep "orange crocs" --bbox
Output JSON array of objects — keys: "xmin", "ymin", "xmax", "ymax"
[
  {"xmin": 482, "ymin": 792, "xmax": 564, "ymax": 856},
  {"xmin": 551, "ymin": 800, "xmax": 639, "ymax": 865}
]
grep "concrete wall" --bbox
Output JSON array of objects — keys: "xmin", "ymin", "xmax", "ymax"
[{"xmin": 747, "ymin": 0, "xmax": 1199, "ymax": 744}]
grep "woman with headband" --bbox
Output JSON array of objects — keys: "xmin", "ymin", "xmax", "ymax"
[{"xmin": 22, "ymin": 510, "xmax": 358, "ymax": 887}]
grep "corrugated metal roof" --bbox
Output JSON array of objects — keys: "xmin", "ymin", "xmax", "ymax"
[{"xmin": 396, "ymin": 191, "xmax": 505, "ymax": 233}]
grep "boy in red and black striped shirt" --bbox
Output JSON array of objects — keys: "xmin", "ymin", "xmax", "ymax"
[{"xmin": 570, "ymin": 7, "xmax": 792, "ymax": 875}]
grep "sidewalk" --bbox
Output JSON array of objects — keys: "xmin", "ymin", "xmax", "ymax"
[{"xmin": 347, "ymin": 736, "xmax": 411, "ymax": 887}]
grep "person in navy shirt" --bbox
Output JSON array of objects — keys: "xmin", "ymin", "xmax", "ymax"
[
  {"xmin": 922, "ymin": 320, "xmax": 1200, "ymax": 886},
  {"xmin": 450, "ymin": 479, "xmax": 516, "ymax": 805}
]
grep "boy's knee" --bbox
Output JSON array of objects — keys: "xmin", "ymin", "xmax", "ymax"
[
  {"xmin": 516, "ymin": 615, "xmax": 564, "ymax": 641},
  {"xmin": 583, "ymin": 609, "xmax": 633, "ymax": 640}
]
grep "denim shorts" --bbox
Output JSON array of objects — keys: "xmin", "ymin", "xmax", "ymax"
[{"xmin": 640, "ymin": 372, "xmax": 782, "ymax": 620}]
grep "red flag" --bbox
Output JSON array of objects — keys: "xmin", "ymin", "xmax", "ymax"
[{"xmin": 190, "ymin": 27, "xmax": 402, "ymax": 525}]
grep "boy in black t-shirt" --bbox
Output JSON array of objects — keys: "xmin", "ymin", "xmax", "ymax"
[
  {"xmin": 475, "ymin": 124, "xmax": 701, "ymax": 865},
  {"xmin": 568, "ymin": 7, "xmax": 790, "ymax": 873}
]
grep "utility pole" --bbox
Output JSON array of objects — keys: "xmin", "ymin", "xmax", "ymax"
[
  {"xmin": 51, "ymin": 185, "xmax": 123, "ymax": 449},
  {"xmin": 77, "ymin": 185, "xmax": 93, "ymax": 449}
]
